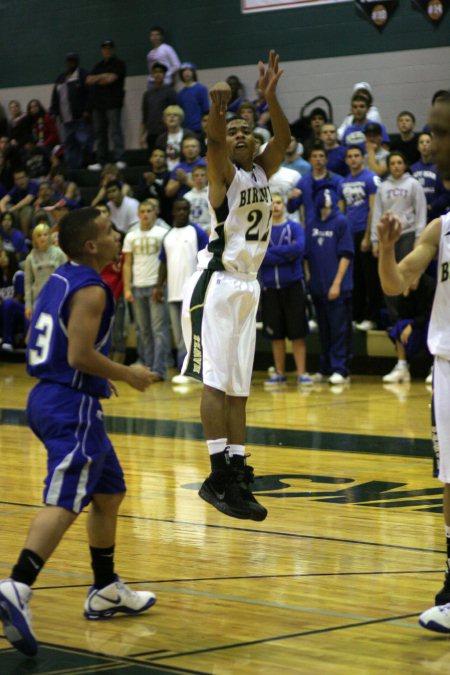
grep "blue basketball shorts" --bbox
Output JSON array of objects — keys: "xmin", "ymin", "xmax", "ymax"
[{"xmin": 27, "ymin": 382, "xmax": 126, "ymax": 514}]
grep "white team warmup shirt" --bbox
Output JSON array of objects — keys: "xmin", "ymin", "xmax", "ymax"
[{"xmin": 122, "ymin": 224, "xmax": 167, "ymax": 287}]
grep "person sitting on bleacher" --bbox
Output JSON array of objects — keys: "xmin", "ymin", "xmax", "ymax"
[
  {"xmin": 105, "ymin": 179, "xmax": 139, "ymax": 234},
  {"xmin": 155, "ymin": 105, "xmax": 196, "ymax": 171},
  {"xmin": 165, "ymin": 135, "xmax": 206, "ymax": 200},
  {"xmin": 136, "ymin": 148, "xmax": 172, "ymax": 223},
  {"xmin": 91, "ymin": 163, "xmax": 132, "ymax": 207}
]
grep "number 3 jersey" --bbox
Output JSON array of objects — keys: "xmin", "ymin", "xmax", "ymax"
[
  {"xmin": 26, "ymin": 261, "xmax": 115, "ymax": 398},
  {"xmin": 197, "ymin": 163, "xmax": 272, "ymax": 278}
]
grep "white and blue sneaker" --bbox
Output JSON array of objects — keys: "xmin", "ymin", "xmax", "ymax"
[
  {"xmin": 84, "ymin": 578, "xmax": 156, "ymax": 620},
  {"xmin": 297, "ymin": 373, "xmax": 313, "ymax": 386},
  {"xmin": 264, "ymin": 373, "xmax": 287, "ymax": 387},
  {"xmin": 419, "ymin": 603, "xmax": 450, "ymax": 633},
  {"xmin": 0, "ymin": 578, "xmax": 38, "ymax": 656}
]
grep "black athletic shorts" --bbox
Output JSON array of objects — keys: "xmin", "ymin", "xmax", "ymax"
[{"xmin": 261, "ymin": 280, "xmax": 309, "ymax": 340}]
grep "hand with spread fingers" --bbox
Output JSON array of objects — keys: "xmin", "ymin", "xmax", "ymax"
[{"xmin": 257, "ymin": 50, "xmax": 284, "ymax": 100}]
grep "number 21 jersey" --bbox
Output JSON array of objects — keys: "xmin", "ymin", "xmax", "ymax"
[{"xmin": 197, "ymin": 163, "xmax": 272, "ymax": 278}]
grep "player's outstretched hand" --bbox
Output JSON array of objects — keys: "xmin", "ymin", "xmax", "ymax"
[
  {"xmin": 258, "ymin": 50, "xmax": 283, "ymax": 99},
  {"xmin": 126, "ymin": 365, "xmax": 156, "ymax": 392},
  {"xmin": 209, "ymin": 82, "xmax": 231, "ymax": 115},
  {"xmin": 377, "ymin": 211, "xmax": 402, "ymax": 248}
]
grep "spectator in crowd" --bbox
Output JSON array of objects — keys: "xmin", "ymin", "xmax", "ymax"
[
  {"xmin": 0, "ymin": 251, "xmax": 24, "ymax": 352},
  {"xmin": 32, "ymin": 181, "xmax": 62, "ymax": 215},
  {"xmin": 122, "ymin": 200, "xmax": 170, "ymax": 380},
  {"xmin": 0, "ymin": 169, "xmax": 39, "ymax": 237},
  {"xmin": 268, "ymin": 162, "xmax": 301, "ymax": 214},
  {"xmin": 21, "ymin": 139, "xmax": 51, "ymax": 180},
  {"xmin": 305, "ymin": 187, "xmax": 354, "ymax": 385},
  {"xmin": 155, "ymin": 105, "xmax": 195, "ymax": 171},
  {"xmin": 154, "ymin": 198, "xmax": 208, "ymax": 381},
  {"xmin": 177, "ymin": 63, "xmax": 210, "ymax": 134},
  {"xmin": 390, "ymin": 111, "xmax": 420, "ymax": 166},
  {"xmin": 165, "ymin": 135, "xmax": 206, "ymax": 199},
  {"xmin": 371, "ymin": 152, "xmax": 427, "ymax": 260},
  {"xmin": 287, "ymin": 142, "xmax": 344, "ymax": 228},
  {"xmin": 226, "ymin": 75, "xmax": 246, "ymax": 114},
  {"xmin": 146, "ymin": 26, "xmax": 180, "ymax": 88},
  {"xmin": 337, "ymin": 82, "xmax": 383, "ymax": 140},
  {"xmin": 141, "ymin": 63, "xmax": 177, "ymax": 152},
  {"xmin": 26, "ymin": 99, "xmax": 59, "ymax": 152},
  {"xmin": 7, "ymin": 100, "xmax": 30, "ymax": 148},
  {"xmin": 261, "ymin": 193, "xmax": 312, "ymax": 386},
  {"xmin": 302, "ymin": 107, "xmax": 327, "ymax": 159},
  {"xmin": 364, "ymin": 122, "xmax": 390, "ymax": 178},
  {"xmin": 0, "ymin": 136, "xmax": 21, "ymax": 190},
  {"xmin": 49, "ymin": 167, "xmax": 82, "ymax": 208},
  {"xmin": 24, "ymin": 223, "xmax": 66, "ymax": 321},
  {"xmin": 0, "ymin": 211, "xmax": 28, "ymax": 262},
  {"xmin": 105, "ymin": 179, "xmax": 139, "ymax": 234},
  {"xmin": 50, "ymin": 52, "xmax": 91, "ymax": 169},
  {"xmin": 91, "ymin": 163, "xmax": 132, "ymax": 208},
  {"xmin": 342, "ymin": 145, "xmax": 382, "ymax": 331},
  {"xmin": 342, "ymin": 95, "xmax": 389, "ymax": 151},
  {"xmin": 135, "ymin": 148, "xmax": 172, "ymax": 222},
  {"xmin": 282, "ymin": 136, "xmax": 311, "ymax": 177},
  {"xmin": 86, "ymin": 40, "xmax": 126, "ymax": 170},
  {"xmin": 98, "ymin": 204, "xmax": 128, "ymax": 363},
  {"xmin": 382, "ymin": 273, "xmax": 435, "ymax": 384},
  {"xmin": 197, "ymin": 112, "xmax": 209, "ymax": 156},
  {"xmin": 238, "ymin": 101, "xmax": 271, "ymax": 142},
  {"xmin": 184, "ymin": 165, "xmax": 210, "ymax": 231},
  {"xmin": 320, "ymin": 123, "xmax": 348, "ymax": 177},
  {"xmin": 429, "ymin": 179, "xmax": 450, "ymax": 220},
  {"xmin": 411, "ymin": 132, "xmax": 443, "ymax": 210}
]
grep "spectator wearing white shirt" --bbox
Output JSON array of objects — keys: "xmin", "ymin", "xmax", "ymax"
[
  {"xmin": 184, "ymin": 165, "xmax": 210, "ymax": 232},
  {"xmin": 146, "ymin": 26, "xmax": 180, "ymax": 88},
  {"xmin": 106, "ymin": 179, "xmax": 139, "ymax": 234}
]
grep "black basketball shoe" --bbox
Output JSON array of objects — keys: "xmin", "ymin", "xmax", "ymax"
[
  {"xmin": 199, "ymin": 450, "xmax": 255, "ymax": 519},
  {"xmin": 230, "ymin": 455, "xmax": 268, "ymax": 522},
  {"xmin": 435, "ymin": 565, "xmax": 450, "ymax": 605}
]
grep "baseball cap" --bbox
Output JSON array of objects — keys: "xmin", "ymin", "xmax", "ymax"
[
  {"xmin": 65, "ymin": 52, "xmax": 79, "ymax": 62},
  {"xmin": 353, "ymin": 81, "xmax": 373, "ymax": 95},
  {"xmin": 101, "ymin": 39, "xmax": 115, "ymax": 48}
]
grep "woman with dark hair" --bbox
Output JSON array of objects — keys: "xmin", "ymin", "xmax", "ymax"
[{"xmin": 26, "ymin": 99, "xmax": 59, "ymax": 150}]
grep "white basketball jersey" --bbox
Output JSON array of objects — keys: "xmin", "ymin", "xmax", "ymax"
[
  {"xmin": 197, "ymin": 164, "xmax": 272, "ymax": 278},
  {"xmin": 428, "ymin": 213, "xmax": 450, "ymax": 358}
]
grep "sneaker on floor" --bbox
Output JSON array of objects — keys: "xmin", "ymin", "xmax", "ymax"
[
  {"xmin": 297, "ymin": 373, "xmax": 313, "ymax": 386},
  {"xmin": 87, "ymin": 162, "xmax": 102, "ymax": 171},
  {"xmin": 425, "ymin": 368, "xmax": 433, "ymax": 385},
  {"xmin": 0, "ymin": 578, "xmax": 38, "ymax": 656},
  {"xmin": 231, "ymin": 456, "xmax": 268, "ymax": 522},
  {"xmin": 84, "ymin": 578, "xmax": 156, "ymax": 620},
  {"xmin": 328, "ymin": 372, "xmax": 350, "ymax": 385},
  {"xmin": 264, "ymin": 373, "xmax": 287, "ymax": 386},
  {"xmin": 382, "ymin": 362, "xmax": 410, "ymax": 383},
  {"xmin": 1, "ymin": 343, "xmax": 13, "ymax": 352},
  {"xmin": 199, "ymin": 470, "xmax": 255, "ymax": 520},
  {"xmin": 419, "ymin": 603, "xmax": 450, "ymax": 633},
  {"xmin": 115, "ymin": 161, "xmax": 127, "ymax": 170},
  {"xmin": 355, "ymin": 320, "xmax": 377, "ymax": 331},
  {"xmin": 311, "ymin": 372, "xmax": 325, "ymax": 383}
]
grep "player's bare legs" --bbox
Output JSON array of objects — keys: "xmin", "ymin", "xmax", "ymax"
[
  {"xmin": 23, "ymin": 506, "xmax": 77, "ymax": 561},
  {"xmin": 87, "ymin": 492, "xmax": 124, "ymax": 548}
]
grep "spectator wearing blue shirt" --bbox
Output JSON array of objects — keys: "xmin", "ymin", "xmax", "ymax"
[
  {"xmin": 342, "ymin": 95, "xmax": 390, "ymax": 152},
  {"xmin": 287, "ymin": 142, "xmax": 344, "ymax": 229},
  {"xmin": 282, "ymin": 136, "xmax": 311, "ymax": 177},
  {"xmin": 305, "ymin": 187, "xmax": 354, "ymax": 385},
  {"xmin": 165, "ymin": 136, "xmax": 206, "ymax": 199},
  {"xmin": 342, "ymin": 145, "xmax": 382, "ymax": 330},
  {"xmin": 177, "ymin": 63, "xmax": 209, "ymax": 134},
  {"xmin": 320, "ymin": 123, "xmax": 349, "ymax": 177},
  {"xmin": 0, "ymin": 211, "xmax": 29, "ymax": 262},
  {"xmin": 410, "ymin": 132, "xmax": 444, "ymax": 211},
  {"xmin": 261, "ymin": 194, "xmax": 312, "ymax": 386},
  {"xmin": 0, "ymin": 169, "xmax": 39, "ymax": 238}
]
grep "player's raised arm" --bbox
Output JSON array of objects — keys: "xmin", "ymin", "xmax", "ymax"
[
  {"xmin": 255, "ymin": 50, "xmax": 291, "ymax": 178},
  {"xmin": 206, "ymin": 82, "xmax": 236, "ymax": 208}
]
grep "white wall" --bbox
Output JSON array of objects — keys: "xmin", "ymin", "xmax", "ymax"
[{"xmin": 2, "ymin": 46, "xmax": 448, "ymax": 151}]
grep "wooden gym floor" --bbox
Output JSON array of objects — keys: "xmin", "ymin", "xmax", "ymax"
[{"xmin": 0, "ymin": 361, "xmax": 448, "ymax": 674}]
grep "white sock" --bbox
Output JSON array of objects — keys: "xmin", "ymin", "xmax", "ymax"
[
  {"xmin": 206, "ymin": 438, "xmax": 228, "ymax": 456},
  {"xmin": 398, "ymin": 360, "xmax": 407, "ymax": 368},
  {"xmin": 228, "ymin": 444, "xmax": 245, "ymax": 457}
]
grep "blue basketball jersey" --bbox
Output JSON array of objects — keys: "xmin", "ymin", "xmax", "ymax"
[{"xmin": 26, "ymin": 261, "xmax": 115, "ymax": 398}]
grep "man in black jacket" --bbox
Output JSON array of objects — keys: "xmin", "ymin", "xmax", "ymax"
[
  {"xmin": 86, "ymin": 40, "xmax": 126, "ymax": 170},
  {"xmin": 50, "ymin": 53, "xmax": 91, "ymax": 170}
]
